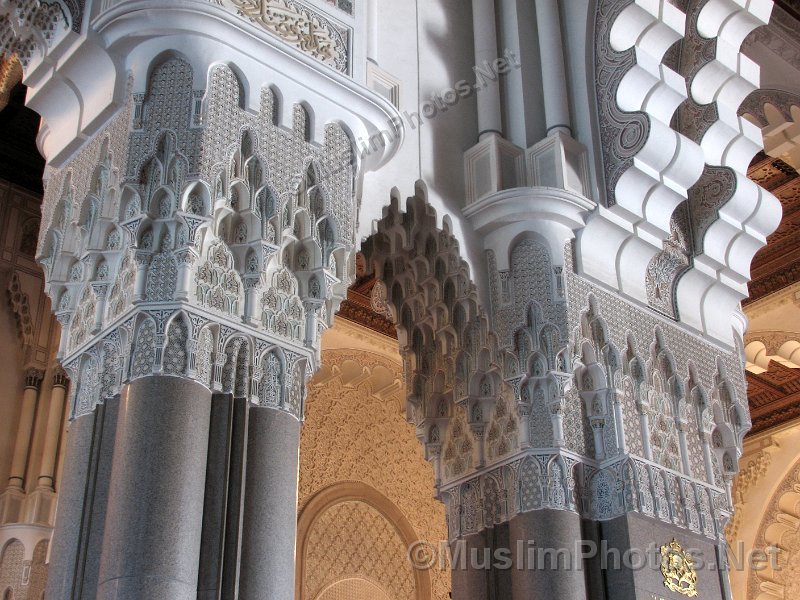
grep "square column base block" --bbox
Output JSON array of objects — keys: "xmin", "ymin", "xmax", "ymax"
[
  {"xmin": 526, "ymin": 131, "xmax": 591, "ymax": 198},
  {"xmin": 465, "ymin": 134, "xmax": 526, "ymax": 205}
]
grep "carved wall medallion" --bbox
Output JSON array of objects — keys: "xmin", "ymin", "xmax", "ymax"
[{"xmin": 660, "ymin": 538, "xmax": 698, "ymax": 597}]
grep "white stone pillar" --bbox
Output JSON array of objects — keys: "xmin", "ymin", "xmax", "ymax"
[
  {"xmin": 517, "ymin": 404, "xmax": 532, "ymax": 448},
  {"xmin": 677, "ymin": 420, "xmax": 692, "ymax": 475},
  {"xmin": 133, "ymin": 252, "xmax": 151, "ymax": 302},
  {"xmin": 37, "ymin": 368, "xmax": 68, "ymax": 490},
  {"xmin": 7, "ymin": 368, "xmax": 44, "ymax": 490},
  {"xmin": 174, "ymin": 249, "xmax": 196, "ymax": 301},
  {"xmin": 638, "ymin": 404, "xmax": 653, "ymax": 460},
  {"xmin": 550, "ymin": 404, "xmax": 566, "ymax": 447},
  {"xmin": 534, "ymin": 0, "xmax": 571, "ymax": 135},
  {"xmin": 472, "ymin": 0, "xmax": 503, "ymax": 139},
  {"xmin": 471, "ymin": 424, "xmax": 487, "ymax": 468},
  {"xmin": 591, "ymin": 420, "xmax": 606, "ymax": 459},
  {"xmin": 367, "ymin": 0, "xmax": 378, "ymax": 63},
  {"xmin": 243, "ymin": 276, "xmax": 260, "ymax": 325},
  {"xmin": 91, "ymin": 283, "xmax": 109, "ymax": 333},
  {"xmin": 702, "ymin": 432, "xmax": 715, "ymax": 483},
  {"xmin": 612, "ymin": 393, "xmax": 627, "ymax": 452}
]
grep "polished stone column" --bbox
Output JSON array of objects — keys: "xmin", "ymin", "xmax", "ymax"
[
  {"xmin": 238, "ymin": 406, "xmax": 301, "ymax": 600},
  {"xmin": 37, "ymin": 368, "xmax": 68, "ymax": 489},
  {"xmin": 509, "ymin": 509, "xmax": 588, "ymax": 599},
  {"xmin": 7, "ymin": 368, "xmax": 43, "ymax": 489},
  {"xmin": 450, "ymin": 530, "xmax": 490, "ymax": 600},
  {"xmin": 221, "ymin": 396, "xmax": 250, "ymax": 598},
  {"xmin": 197, "ymin": 393, "xmax": 237, "ymax": 600},
  {"xmin": 96, "ymin": 377, "xmax": 212, "ymax": 600},
  {"xmin": 45, "ymin": 402, "xmax": 117, "ymax": 600}
]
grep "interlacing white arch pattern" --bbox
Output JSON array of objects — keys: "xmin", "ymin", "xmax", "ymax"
[{"xmin": 585, "ymin": 0, "xmax": 781, "ymax": 344}]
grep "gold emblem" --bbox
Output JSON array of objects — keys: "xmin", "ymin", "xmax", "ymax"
[{"xmin": 660, "ymin": 538, "xmax": 698, "ymax": 597}]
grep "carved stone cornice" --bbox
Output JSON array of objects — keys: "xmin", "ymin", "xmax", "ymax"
[{"xmin": 226, "ymin": 0, "xmax": 350, "ymax": 73}]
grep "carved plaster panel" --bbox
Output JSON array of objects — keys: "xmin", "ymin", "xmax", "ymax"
[
  {"xmin": 300, "ymin": 344, "xmax": 450, "ymax": 600},
  {"xmin": 224, "ymin": 0, "xmax": 350, "ymax": 72}
]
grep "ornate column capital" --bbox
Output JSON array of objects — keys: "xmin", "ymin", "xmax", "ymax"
[
  {"xmin": 25, "ymin": 367, "xmax": 45, "ymax": 390},
  {"xmin": 53, "ymin": 365, "xmax": 69, "ymax": 388}
]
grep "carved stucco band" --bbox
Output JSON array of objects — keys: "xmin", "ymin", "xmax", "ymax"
[{"xmin": 226, "ymin": 0, "xmax": 351, "ymax": 73}]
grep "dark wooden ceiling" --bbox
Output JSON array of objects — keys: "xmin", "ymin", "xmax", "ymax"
[
  {"xmin": 745, "ymin": 152, "xmax": 800, "ymax": 305},
  {"xmin": 745, "ymin": 152, "xmax": 800, "ymax": 435}
]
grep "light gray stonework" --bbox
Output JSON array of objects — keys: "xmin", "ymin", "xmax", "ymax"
[
  {"xmin": 96, "ymin": 377, "xmax": 211, "ymax": 600},
  {"xmin": 239, "ymin": 407, "xmax": 302, "ymax": 600}
]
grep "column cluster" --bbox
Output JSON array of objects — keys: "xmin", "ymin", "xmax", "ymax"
[{"xmin": 34, "ymin": 51, "xmax": 360, "ymax": 600}]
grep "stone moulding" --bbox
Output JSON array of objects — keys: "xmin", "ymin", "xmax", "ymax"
[{"xmin": 462, "ymin": 186, "xmax": 595, "ymax": 270}]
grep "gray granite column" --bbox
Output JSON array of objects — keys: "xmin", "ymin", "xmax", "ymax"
[
  {"xmin": 508, "ymin": 509, "xmax": 588, "ymax": 600},
  {"xmin": 221, "ymin": 396, "xmax": 249, "ymax": 598},
  {"xmin": 197, "ymin": 393, "xmax": 235, "ymax": 600},
  {"xmin": 44, "ymin": 412, "xmax": 96, "ymax": 600},
  {"xmin": 600, "ymin": 512, "xmax": 728, "ymax": 599},
  {"xmin": 238, "ymin": 406, "xmax": 301, "ymax": 600},
  {"xmin": 96, "ymin": 376, "xmax": 211, "ymax": 600},
  {"xmin": 45, "ymin": 399, "xmax": 118, "ymax": 600},
  {"xmin": 450, "ymin": 530, "xmax": 489, "ymax": 600}
]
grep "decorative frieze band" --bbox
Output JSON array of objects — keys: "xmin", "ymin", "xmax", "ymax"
[
  {"xmin": 62, "ymin": 306, "xmax": 311, "ymax": 419},
  {"xmin": 441, "ymin": 450, "xmax": 728, "ymax": 542}
]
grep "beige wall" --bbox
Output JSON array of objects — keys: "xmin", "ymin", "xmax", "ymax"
[
  {"xmin": 297, "ymin": 319, "xmax": 451, "ymax": 600},
  {"xmin": 728, "ymin": 419, "xmax": 800, "ymax": 600},
  {"xmin": 0, "ymin": 178, "xmax": 65, "ymax": 600},
  {"xmin": 0, "ymin": 179, "xmax": 63, "ymax": 495}
]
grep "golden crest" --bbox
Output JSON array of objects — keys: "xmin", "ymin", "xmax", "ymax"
[{"xmin": 660, "ymin": 538, "xmax": 698, "ymax": 597}]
